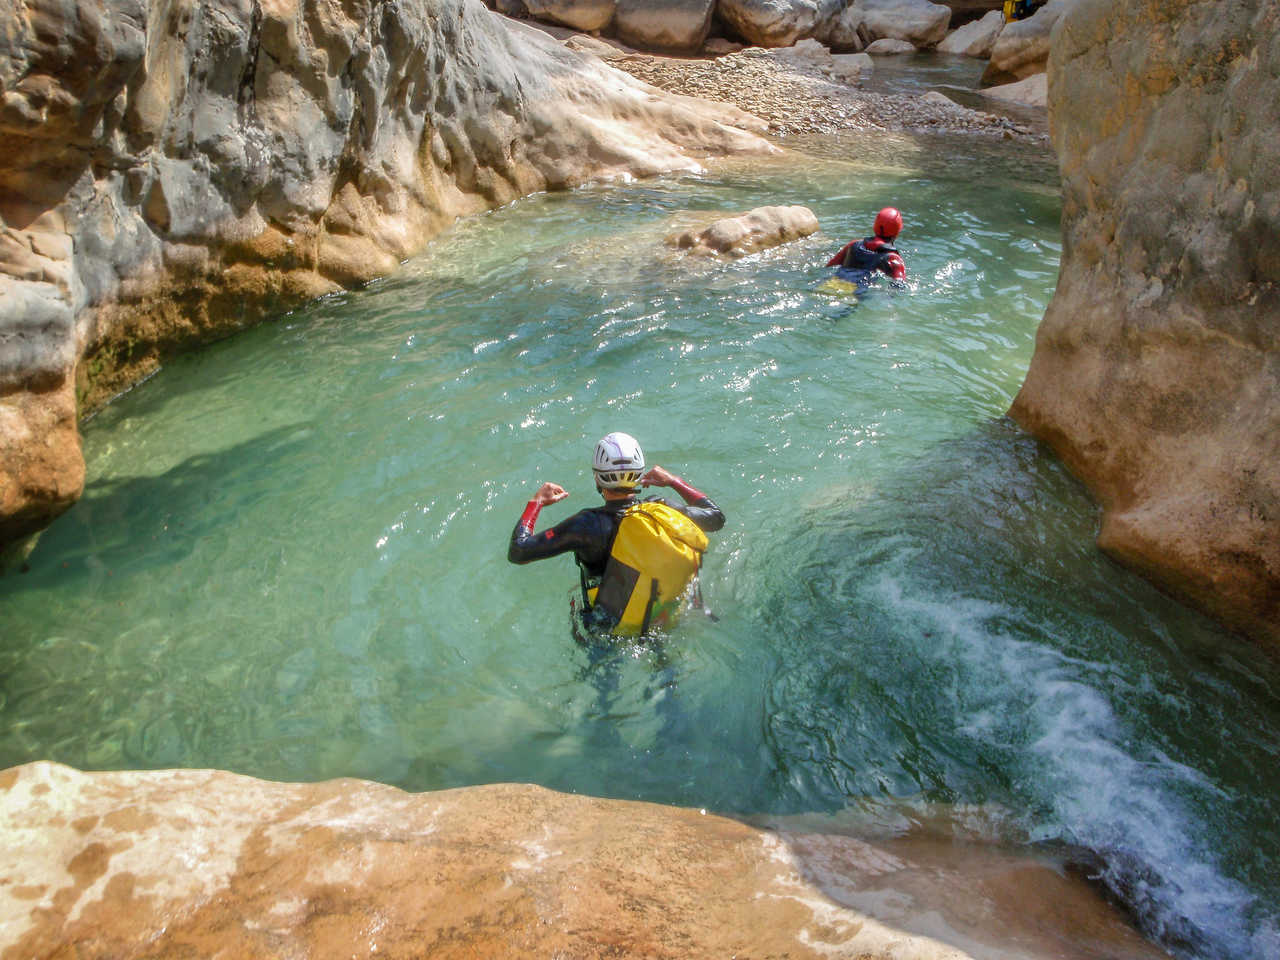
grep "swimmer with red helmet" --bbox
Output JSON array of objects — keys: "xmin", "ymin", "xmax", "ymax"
[{"xmin": 826, "ymin": 207, "xmax": 906, "ymax": 282}]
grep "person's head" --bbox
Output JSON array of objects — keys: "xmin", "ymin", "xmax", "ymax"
[
  {"xmin": 593, "ymin": 432, "xmax": 645, "ymax": 498},
  {"xmin": 873, "ymin": 206, "xmax": 903, "ymax": 241}
]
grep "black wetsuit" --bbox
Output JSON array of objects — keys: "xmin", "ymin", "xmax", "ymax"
[{"xmin": 508, "ymin": 494, "xmax": 725, "ymax": 581}]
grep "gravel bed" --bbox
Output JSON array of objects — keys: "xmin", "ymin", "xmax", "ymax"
[{"xmin": 610, "ymin": 48, "xmax": 1046, "ymax": 142}]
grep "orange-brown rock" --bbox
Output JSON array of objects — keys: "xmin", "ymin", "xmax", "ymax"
[
  {"xmin": 0, "ymin": 762, "xmax": 1168, "ymax": 960},
  {"xmin": 1009, "ymin": 0, "xmax": 1280, "ymax": 644},
  {"xmin": 0, "ymin": 0, "xmax": 774, "ymax": 557}
]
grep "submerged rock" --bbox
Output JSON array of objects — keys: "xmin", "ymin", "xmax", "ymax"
[
  {"xmin": 1009, "ymin": 0, "xmax": 1280, "ymax": 644},
  {"xmin": 0, "ymin": 0, "xmax": 774, "ymax": 554},
  {"xmin": 0, "ymin": 762, "xmax": 1171, "ymax": 959},
  {"xmin": 666, "ymin": 205, "xmax": 821, "ymax": 257}
]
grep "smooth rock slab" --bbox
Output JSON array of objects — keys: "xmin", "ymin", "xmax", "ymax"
[
  {"xmin": 0, "ymin": 762, "xmax": 1171, "ymax": 960},
  {"xmin": 666, "ymin": 205, "xmax": 821, "ymax": 257}
]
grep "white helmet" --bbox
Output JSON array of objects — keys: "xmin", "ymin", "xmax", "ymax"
[{"xmin": 593, "ymin": 432, "xmax": 645, "ymax": 490}]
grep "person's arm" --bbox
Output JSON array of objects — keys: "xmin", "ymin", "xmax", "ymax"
[
  {"xmin": 508, "ymin": 482, "xmax": 579, "ymax": 564},
  {"xmin": 641, "ymin": 466, "xmax": 725, "ymax": 532},
  {"xmin": 880, "ymin": 251, "xmax": 906, "ymax": 280},
  {"xmin": 826, "ymin": 240, "xmax": 856, "ymax": 267}
]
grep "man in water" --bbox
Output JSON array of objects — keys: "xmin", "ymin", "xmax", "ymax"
[
  {"xmin": 826, "ymin": 206, "xmax": 906, "ymax": 282},
  {"xmin": 508, "ymin": 432, "xmax": 724, "ymax": 636}
]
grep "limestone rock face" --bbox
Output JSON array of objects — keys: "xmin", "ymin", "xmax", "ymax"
[
  {"xmin": 0, "ymin": 762, "xmax": 1171, "ymax": 959},
  {"xmin": 524, "ymin": 0, "xmax": 616, "ymax": 32},
  {"xmin": 937, "ymin": 9, "xmax": 1005, "ymax": 56},
  {"xmin": 1009, "ymin": 0, "xmax": 1280, "ymax": 644},
  {"xmin": 856, "ymin": 0, "xmax": 952, "ymax": 48},
  {"xmin": 0, "ymin": 0, "xmax": 773, "ymax": 554},
  {"xmin": 717, "ymin": 0, "xmax": 844, "ymax": 48},
  {"xmin": 666, "ymin": 205, "xmax": 821, "ymax": 257},
  {"xmin": 981, "ymin": 0, "xmax": 1076, "ymax": 84},
  {"xmin": 614, "ymin": 0, "xmax": 715, "ymax": 52}
]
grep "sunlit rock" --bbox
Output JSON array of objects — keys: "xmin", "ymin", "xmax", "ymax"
[
  {"xmin": 717, "ymin": 0, "xmax": 844, "ymax": 48},
  {"xmin": 666, "ymin": 205, "xmax": 821, "ymax": 257},
  {"xmin": 1009, "ymin": 0, "xmax": 1280, "ymax": 644},
  {"xmin": 857, "ymin": 0, "xmax": 952, "ymax": 48},
  {"xmin": 866, "ymin": 37, "xmax": 917, "ymax": 53},
  {"xmin": 937, "ymin": 9, "xmax": 1005, "ymax": 57},
  {"xmin": 0, "ymin": 762, "xmax": 1171, "ymax": 959},
  {"xmin": 981, "ymin": 0, "xmax": 1077, "ymax": 84},
  {"xmin": 978, "ymin": 71, "xmax": 1046, "ymax": 107},
  {"xmin": 0, "ymin": 0, "xmax": 774, "ymax": 553},
  {"xmin": 523, "ymin": 0, "xmax": 616, "ymax": 32},
  {"xmin": 614, "ymin": 0, "xmax": 716, "ymax": 52}
]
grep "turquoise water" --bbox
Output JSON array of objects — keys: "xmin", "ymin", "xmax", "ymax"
[{"xmin": 2, "ymin": 130, "xmax": 1278, "ymax": 959}]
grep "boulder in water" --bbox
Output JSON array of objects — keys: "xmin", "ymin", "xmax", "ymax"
[{"xmin": 666, "ymin": 205, "xmax": 821, "ymax": 257}]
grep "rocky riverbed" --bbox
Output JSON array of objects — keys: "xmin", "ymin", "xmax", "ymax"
[{"xmin": 596, "ymin": 46, "xmax": 1045, "ymax": 140}]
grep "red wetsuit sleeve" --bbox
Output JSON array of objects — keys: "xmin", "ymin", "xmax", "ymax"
[
  {"xmin": 518, "ymin": 499, "xmax": 540, "ymax": 534},
  {"xmin": 826, "ymin": 241, "xmax": 856, "ymax": 267},
  {"xmin": 667, "ymin": 475, "xmax": 707, "ymax": 503}
]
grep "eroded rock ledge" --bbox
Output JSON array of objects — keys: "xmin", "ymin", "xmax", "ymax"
[
  {"xmin": 1009, "ymin": 0, "xmax": 1279, "ymax": 644},
  {"xmin": 0, "ymin": 762, "xmax": 1169, "ymax": 959},
  {"xmin": 0, "ymin": 0, "xmax": 773, "ymax": 552}
]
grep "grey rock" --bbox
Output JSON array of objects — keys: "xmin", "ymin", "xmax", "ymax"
[
  {"xmin": 615, "ymin": 0, "xmax": 715, "ymax": 52},
  {"xmin": 524, "ymin": 0, "xmax": 615, "ymax": 32}
]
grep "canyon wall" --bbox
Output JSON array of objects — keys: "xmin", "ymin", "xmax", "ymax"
[
  {"xmin": 0, "ymin": 0, "xmax": 771, "ymax": 556},
  {"xmin": 1009, "ymin": 0, "xmax": 1279, "ymax": 643}
]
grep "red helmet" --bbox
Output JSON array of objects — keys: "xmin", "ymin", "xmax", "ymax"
[{"xmin": 873, "ymin": 207, "xmax": 903, "ymax": 240}]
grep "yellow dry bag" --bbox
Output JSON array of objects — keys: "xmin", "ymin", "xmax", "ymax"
[{"xmin": 587, "ymin": 502, "xmax": 708, "ymax": 635}]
